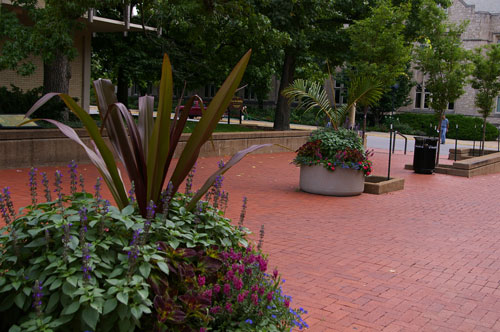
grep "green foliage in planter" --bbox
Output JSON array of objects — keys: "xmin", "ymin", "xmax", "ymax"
[
  {"xmin": 294, "ymin": 128, "xmax": 373, "ymax": 175},
  {"xmin": 0, "ymin": 181, "xmax": 247, "ymax": 331},
  {"xmin": 310, "ymin": 128, "xmax": 364, "ymax": 156},
  {"xmin": 385, "ymin": 113, "xmax": 499, "ymax": 141}
]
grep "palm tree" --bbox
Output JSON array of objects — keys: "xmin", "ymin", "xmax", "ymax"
[{"xmin": 282, "ymin": 75, "xmax": 383, "ymax": 130}]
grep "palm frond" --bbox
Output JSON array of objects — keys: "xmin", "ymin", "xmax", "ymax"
[
  {"xmin": 282, "ymin": 79, "xmax": 333, "ymax": 119},
  {"xmin": 347, "ymin": 76, "xmax": 384, "ymax": 108}
]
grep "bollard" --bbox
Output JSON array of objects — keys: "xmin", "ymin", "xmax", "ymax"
[{"xmin": 454, "ymin": 124, "xmax": 458, "ymax": 162}]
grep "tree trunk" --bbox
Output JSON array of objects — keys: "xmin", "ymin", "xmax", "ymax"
[
  {"xmin": 274, "ymin": 51, "xmax": 296, "ymax": 131},
  {"xmin": 43, "ymin": 50, "xmax": 71, "ymax": 94},
  {"xmin": 117, "ymin": 66, "xmax": 129, "ymax": 109},
  {"xmin": 362, "ymin": 105, "xmax": 369, "ymax": 145},
  {"xmin": 482, "ymin": 116, "xmax": 487, "ymax": 155},
  {"xmin": 348, "ymin": 102, "xmax": 356, "ymax": 129}
]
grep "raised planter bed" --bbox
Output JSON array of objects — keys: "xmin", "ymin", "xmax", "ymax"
[
  {"xmin": 448, "ymin": 148, "xmax": 497, "ymax": 160},
  {"xmin": 406, "ymin": 151, "xmax": 500, "ymax": 177},
  {"xmin": 299, "ymin": 165, "xmax": 364, "ymax": 196},
  {"xmin": 0, "ymin": 128, "xmax": 312, "ymax": 169},
  {"xmin": 363, "ymin": 176, "xmax": 405, "ymax": 195}
]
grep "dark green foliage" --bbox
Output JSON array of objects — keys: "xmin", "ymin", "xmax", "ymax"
[
  {"xmin": 0, "ymin": 85, "xmax": 71, "ymax": 120},
  {"xmin": 0, "ymin": 190, "xmax": 248, "ymax": 331},
  {"xmin": 377, "ymin": 113, "xmax": 499, "ymax": 141},
  {"xmin": 310, "ymin": 128, "xmax": 364, "ymax": 154}
]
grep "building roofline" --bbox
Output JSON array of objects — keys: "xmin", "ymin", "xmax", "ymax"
[{"xmin": 457, "ymin": 0, "xmax": 500, "ymax": 16}]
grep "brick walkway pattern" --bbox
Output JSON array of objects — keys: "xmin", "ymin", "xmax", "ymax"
[{"xmin": 2, "ymin": 150, "xmax": 500, "ymax": 331}]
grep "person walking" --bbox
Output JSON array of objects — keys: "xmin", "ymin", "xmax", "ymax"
[{"xmin": 439, "ymin": 114, "xmax": 449, "ymax": 144}]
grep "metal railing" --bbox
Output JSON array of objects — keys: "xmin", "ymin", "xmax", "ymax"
[{"xmin": 391, "ymin": 130, "xmax": 408, "ymax": 155}]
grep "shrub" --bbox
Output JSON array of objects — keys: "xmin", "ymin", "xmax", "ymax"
[
  {"xmin": 0, "ymin": 166, "xmax": 306, "ymax": 332},
  {"xmin": 294, "ymin": 128, "xmax": 373, "ymax": 175},
  {"xmin": 0, "ymin": 85, "xmax": 72, "ymax": 121},
  {"xmin": 384, "ymin": 113, "xmax": 499, "ymax": 141}
]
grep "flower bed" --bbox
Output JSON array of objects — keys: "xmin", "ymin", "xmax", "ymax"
[
  {"xmin": 0, "ymin": 167, "xmax": 307, "ymax": 331},
  {"xmin": 293, "ymin": 128, "xmax": 373, "ymax": 176}
]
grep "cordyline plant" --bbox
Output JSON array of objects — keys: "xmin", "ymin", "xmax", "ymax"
[{"xmin": 24, "ymin": 50, "xmax": 268, "ymax": 217}]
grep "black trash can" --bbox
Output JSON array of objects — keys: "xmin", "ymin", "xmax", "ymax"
[{"xmin": 413, "ymin": 137, "xmax": 438, "ymax": 174}]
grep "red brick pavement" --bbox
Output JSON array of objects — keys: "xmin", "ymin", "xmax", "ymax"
[{"xmin": 2, "ymin": 150, "xmax": 500, "ymax": 331}]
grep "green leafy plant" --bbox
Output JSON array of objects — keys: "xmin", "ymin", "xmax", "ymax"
[
  {"xmin": 0, "ymin": 169, "xmax": 249, "ymax": 331},
  {"xmin": 293, "ymin": 128, "xmax": 373, "ymax": 175},
  {"xmin": 24, "ymin": 51, "xmax": 268, "ymax": 217}
]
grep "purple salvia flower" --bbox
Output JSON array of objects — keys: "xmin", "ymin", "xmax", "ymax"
[
  {"xmin": 29, "ymin": 167, "xmax": 37, "ymax": 207},
  {"xmin": 142, "ymin": 201, "xmax": 155, "ymax": 244},
  {"xmin": 94, "ymin": 177, "xmax": 102, "ymax": 202},
  {"xmin": 3, "ymin": 187, "xmax": 15, "ymax": 218},
  {"xmin": 161, "ymin": 182, "xmax": 173, "ymax": 216},
  {"xmin": 238, "ymin": 197, "xmax": 247, "ymax": 228},
  {"xmin": 185, "ymin": 163, "xmax": 196, "ymax": 195},
  {"xmin": 79, "ymin": 174, "xmax": 85, "ymax": 193},
  {"xmin": 54, "ymin": 171, "xmax": 63, "ymax": 209},
  {"xmin": 0, "ymin": 193, "xmax": 10, "ymax": 225},
  {"xmin": 257, "ymin": 224, "xmax": 265, "ymax": 251},
  {"xmin": 128, "ymin": 181, "xmax": 135, "ymax": 203},
  {"xmin": 41, "ymin": 172, "xmax": 51, "ymax": 202},
  {"xmin": 212, "ymin": 174, "xmax": 224, "ymax": 209},
  {"xmin": 32, "ymin": 280, "xmax": 43, "ymax": 316},
  {"xmin": 82, "ymin": 243, "xmax": 92, "ymax": 282},
  {"xmin": 99, "ymin": 200, "xmax": 110, "ymax": 236},
  {"xmin": 61, "ymin": 223, "xmax": 72, "ymax": 262},
  {"xmin": 127, "ymin": 229, "xmax": 141, "ymax": 277},
  {"xmin": 68, "ymin": 161, "xmax": 77, "ymax": 195},
  {"xmin": 79, "ymin": 207, "xmax": 88, "ymax": 245},
  {"xmin": 221, "ymin": 191, "xmax": 229, "ymax": 216},
  {"xmin": 194, "ymin": 201, "xmax": 203, "ymax": 224}
]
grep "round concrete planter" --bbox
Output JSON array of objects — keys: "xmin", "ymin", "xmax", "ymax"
[{"xmin": 299, "ymin": 165, "xmax": 364, "ymax": 196}]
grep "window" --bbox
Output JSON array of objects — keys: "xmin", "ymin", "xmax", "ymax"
[
  {"xmin": 496, "ymin": 97, "xmax": 500, "ymax": 113},
  {"xmin": 244, "ymin": 87, "xmax": 256, "ymax": 100},
  {"xmin": 334, "ymin": 81, "xmax": 346, "ymax": 104},
  {"xmin": 204, "ymin": 85, "xmax": 216, "ymax": 98},
  {"xmin": 424, "ymin": 88, "xmax": 430, "ymax": 109},
  {"xmin": 415, "ymin": 84, "xmax": 422, "ymax": 108}
]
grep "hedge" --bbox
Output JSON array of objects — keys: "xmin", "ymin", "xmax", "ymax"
[{"xmin": 383, "ymin": 113, "xmax": 499, "ymax": 141}]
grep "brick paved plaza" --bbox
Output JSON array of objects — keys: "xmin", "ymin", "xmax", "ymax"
[{"xmin": 2, "ymin": 150, "xmax": 500, "ymax": 331}]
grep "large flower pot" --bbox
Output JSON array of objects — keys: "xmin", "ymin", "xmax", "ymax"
[{"xmin": 299, "ymin": 165, "xmax": 364, "ymax": 196}]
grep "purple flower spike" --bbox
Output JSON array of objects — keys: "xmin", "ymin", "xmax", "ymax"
[
  {"xmin": 32, "ymin": 280, "xmax": 43, "ymax": 316},
  {"xmin": 68, "ymin": 160, "xmax": 78, "ymax": 195},
  {"xmin": 82, "ymin": 243, "xmax": 92, "ymax": 282},
  {"xmin": 29, "ymin": 167, "xmax": 38, "ymax": 207},
  {"xmin": 41, "ymin": 172, "xmax": 51, "ymax": 202}
]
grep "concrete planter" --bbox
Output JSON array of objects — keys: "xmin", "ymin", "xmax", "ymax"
[
  {"xmin": 363, "ymin": 176, "xmax": 404, "ymax": 195},
  {"xmin": 299, "ymin": 165, "xmax": 364, "ymax": 196}
]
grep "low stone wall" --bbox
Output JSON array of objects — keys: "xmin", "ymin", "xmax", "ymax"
[
  {"xmin": 448, "ymin": 148, "xmax": 497, "ymax": 160},
  {"xmin": 0, "ymin": 128, "xmax": 311, "ymax": 169}
]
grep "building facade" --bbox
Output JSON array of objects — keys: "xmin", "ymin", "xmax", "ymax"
[
  {"xmin": 0, "ymin": 0, "xmax": 155, "ymax": 112},
  {"xmin": 400, "ymin": 0, "xmax": 500, "ymax": 124}
]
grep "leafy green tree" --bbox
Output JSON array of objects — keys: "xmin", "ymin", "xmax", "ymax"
[
  {"xmin": 257, "ymin": 0, "xmax": 377, "ymax": 131},
  {"xmin": 155, "ymin": 0, "xmax": 285, "ymax": 105},
  {"xmin": 470, "ymin": 44, "xmax": 500, "ymax": 153},
  {"xmin": 0, "ymin": 0, "xmax": 123, "ymax": 96},
  {"xmin": 415, "ymin": 1, "xmax": 470, "ymax": 159},
  {"xmin": 347, "ymin": 0, "xmax": 412, "ymax": 132}
]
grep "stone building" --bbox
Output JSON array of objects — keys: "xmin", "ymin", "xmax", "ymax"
[
  {"xmin": 0, "ymin": 0, "xmax": 155, "ymax": 112},
  {"xmin": 400, "ymin": 0, "xmax": 500, "ymax": 124}
]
